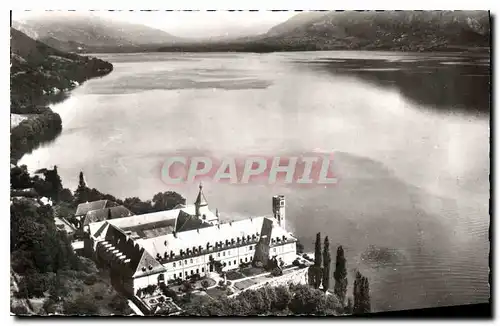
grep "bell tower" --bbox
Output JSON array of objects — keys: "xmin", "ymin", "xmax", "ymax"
[
  {"xmin": 272, "ymin": 195, "xmax": 286, "ymax": 230},
  {"xmin": 194, "ymin": 183, "xmax": 208, "ymax": 217}
]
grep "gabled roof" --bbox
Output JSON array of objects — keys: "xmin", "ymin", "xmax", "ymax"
[
  {"xmin": 83, "ymin": 205, "xmax": 133, "ymax": 226},
  {"xmin": 75, "ymin": 200, "xmax": 109, "ymax": 216},
  {"xmin": 174, "ymin": 210, "xmax": 212, "ymax": 233},
  {"xmin": 133, "ymin": 249, "xmax": 166, "ymax": 278},
  {"xmin": 138, "ymin": 216, "xmax": 295, "ymax": 259}
]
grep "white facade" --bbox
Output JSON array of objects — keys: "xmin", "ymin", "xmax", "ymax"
[{"xmin": 88, "ymin": 191, "xmax": 297, "ymax": 296}]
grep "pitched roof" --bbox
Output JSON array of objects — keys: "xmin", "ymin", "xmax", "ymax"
[
  {"xmin": 75, "ymin": 200, "xmax": 108, "ymax": 216},
  {"xmin": 174, "ymin": 210, "xmax": 212, "ymax": 233},
  {"xmin": 95, "ymin": 222, "xmax": 166, "ymax": 278},
  {"xmin": 138, "ymin": 216, "xmax": 295, "ymax": 259},
  {"xmin": 97, "ymin": 204, "xmax": 217, "ymax": 231},
  {"xmin": 83, "ymin": 205, "xmax": 133, "ymax": 226}
]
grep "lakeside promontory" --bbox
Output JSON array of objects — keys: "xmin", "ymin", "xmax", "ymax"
[{"xmin": 10, "ymin": 27, "xmax": 113, "ymax": 163}]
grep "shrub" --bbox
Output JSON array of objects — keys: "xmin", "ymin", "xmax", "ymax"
[
  {"xmin": 226, "ymin": 281, "xmax": 232, "ymax": 286},
  {"xmin": 218, "ymin": 280, "xmax": 225, "ymax": 287},
  {"xmin": 43, "ymin": 298, "xmax": 57, "ymax": 314},
  {"xmin": 292, "ymin": 259, "xmax": 300, "ymax": 267},
  {"xmin": 271, "ymin": 267, "xmax": 283, "ymax": 277},
  {"xmin": 84, "ymin": 274, "xmax": 97, "ymax": 286},
  {"xmin": 201, "ymin": 280, "xmax": 210, "ymax": 289},
  {"xmin": 11, "ymin": 305, "xmax": 29, "ymax": 315}
]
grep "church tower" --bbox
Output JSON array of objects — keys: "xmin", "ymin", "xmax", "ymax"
[
  {"xmin": 272, "ymin": 195, "xmax": 286, "ymax": 230},
  {"xmin": 194, "ymin": 183, "xmax": 208, "ymax": 217}
]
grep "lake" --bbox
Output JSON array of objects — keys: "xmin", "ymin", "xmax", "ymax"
[{"xmin": 20, "ymin": 51, "xmax": 490, "ymax": 312}]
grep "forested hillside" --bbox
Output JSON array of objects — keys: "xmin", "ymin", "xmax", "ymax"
[
  {"xmin": 158, "ymin": 11, "xmax": 490, "ymax": 53},
  {"xmin": 10, "ymin": 28, "xmax": 113, "ymax": 163}
]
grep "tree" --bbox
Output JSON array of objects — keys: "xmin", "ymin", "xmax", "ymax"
[
  {"xmin": 272, "ymin": 285, "xmax": 292, "ymax": 311},
  {"xmin": 74, "ymin": 171, "xmax": 89, "ymax": 204},
  {"xmin": 334, "ymin": 246, "xmax": 348, "ymax": 305},
  {"xmin": 322, "ymin": 236, "xmax": 331, "ymax": 292},
  {"xmin": 313, "ymin": 232, "xmax": 323, "ymax": 289},
  {"xmin": 107, "ymin": 208, "xmax": 112, "ymax": 220},
  {"xmin": 59, "ymin": 188, "xmax": 74, "ymax": 203},
  {"xmin": 10, "ymin": 165, "xmax": 32, "ymax": 189},
  {"xmin": 353, "ymin": 271, "xmax": 371, "ymax": 315},
  {"xmin": 314, "ymin": 233, "xmax": 322, "ymax": 267},
  {"xmin": 345, "ymin": 297, "xmax": 354, "ymax": 315},
  {"xmin": 44, "ymin": 166, "xmax": 63, "ymax": 202},
  {"xmin": 152, "ymin": 191, "xmax": 186, "ymax": 212}
]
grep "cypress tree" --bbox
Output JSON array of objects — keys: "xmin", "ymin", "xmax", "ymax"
[
  {"xmin": 334, "ymin": 245, "xmax": 348, "ymax": 305},
  {"xmin": 107, "ymin": 208, "xmax": 112, "ymax": 220},
  {"xmin": 314, "ymin": 233, "xmax": 322, "ymax": 266},
  {"xmin": 313, "ymin": 232, "xmax": 322, "ymax": 288},
  {"xmin": 322, "ymin": 236, "xmax": 331, "ymax": 292},
  {"xmin": 75, "ymin": 171, "xmax": 88, "ymax": 204},
  {"xmin": 353, "ymin": 271, "xmax": 371, "ymax": 314}
]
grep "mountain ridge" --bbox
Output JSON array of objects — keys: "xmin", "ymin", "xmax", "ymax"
[
  {"xmin": 12, "ymin": 13, "xmax": 182, "ymax": 53},
  {"xmin": 158, "ymin": 10, "xmax": 490, "ymax": 53}
]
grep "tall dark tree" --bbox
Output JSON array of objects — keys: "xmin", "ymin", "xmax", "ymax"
[
  {"xmin": 334, "ymin": 245, "xmax": 348, "ymax": 305},
  {"xmin": 312, "ymin": 232, "xmax": 323, "ymax": 289},
  {"xmin": 314, "ymin": 232, "xmax": 322, "ymax": 267},
  {"xmin": 107, "ymin": 208, "xmax": 112, "ymax": 220},
  {"xmin": 44, "ymin": 166, "xmax": 63, "ymax": 202},
  {"xmin": 322, "ymin": 236, "xmax": 331, "ymax": 292},
  {"xmin": 353, "ymin": 271, "xmax": 371, "ymax": 314},
  {"xmin": 74, "ymin": 171, "xmax": 89, "ymax": 204}
]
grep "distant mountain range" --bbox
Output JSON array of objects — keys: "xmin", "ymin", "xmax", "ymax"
[
  {"xmin": 12, "ymin": 11, "xmax": 490, "ymax": 54},
  {"xmin": 158, "ymin": 11, "xmax": 491, "ymax": 53},
  {"xmin": 12, "ymin": 13, "xmax": 182, "ymax": 53}
]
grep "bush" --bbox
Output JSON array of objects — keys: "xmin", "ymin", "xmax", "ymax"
[
  {"xmin": 43, "ymin": 298, "xmax": 57, "ymax": 314},
  {"xmin": 161, "ymin": 287, "xmax": 178, "ymax": 302},
  {"xmin": 292, "ymin": 259, "xmax": 300, "ymax": 267},
  {"xmin": 84, "ymin": 274, "xmax": 97, "ymax": 286},
  {"xmin": 226, "ymin": 281, "xmax": 232, "ymax": 286},
  {"xmin": 201, "ymin": 280, "xmax": 210, "ymax": 289},
  {"xmin": 11, "ymin": 305, "xmax": 29, "ymax": 315},
  {"xmin": 63, "ymin": 295, "xmax": 99, "ymax": 315},
  {"xmin": 254, "ymin": 261, "xmax": 264, "ymax": 268},
  {"xmin": 218, "ymin": 280, "xmax": 225, "ymax": 287},
  {"xmin": 271, "ymin": 267, "xmax": 283, "ymax": 277}
]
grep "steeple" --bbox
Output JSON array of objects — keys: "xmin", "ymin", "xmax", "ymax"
[{"xmin": 194, "ymin": 183, "xmax": 208, "ymax": 217}]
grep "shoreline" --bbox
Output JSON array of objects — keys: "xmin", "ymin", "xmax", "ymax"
[{"xmin": 10, "ymin": 64, "xmax": 113, "ymax": 165}]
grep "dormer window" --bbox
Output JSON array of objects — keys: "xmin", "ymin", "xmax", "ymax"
[
  {"xmin": 142, "ymin": 267, "xmax": 146, "ymax": 272},
  {"xmin": 148, "ymin": 265, "xmax": 153, "ymax": 270}
]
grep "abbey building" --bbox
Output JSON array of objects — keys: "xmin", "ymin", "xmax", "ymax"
[{"xmin": 82, "ymin": 185, "xmax": 297, "ymax": 296}]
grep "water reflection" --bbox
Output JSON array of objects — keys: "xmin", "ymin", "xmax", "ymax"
[{"xmin": 294, "ymin": 54, "xmax": 490, "ymax": 115}]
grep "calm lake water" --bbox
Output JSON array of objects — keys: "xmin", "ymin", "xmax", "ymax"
[{"xmin": 20, "ymin": 51, "xmax": 490, "ymax": 312}]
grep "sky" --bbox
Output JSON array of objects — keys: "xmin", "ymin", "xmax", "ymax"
[{"xmin": 12, "ymin": 10, "xmax": 297, "ymax": 38}]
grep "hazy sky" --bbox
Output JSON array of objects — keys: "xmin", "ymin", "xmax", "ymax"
[{"xmin": 13, "ymin": 10, "xmax": 297, "ymax": 38}]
